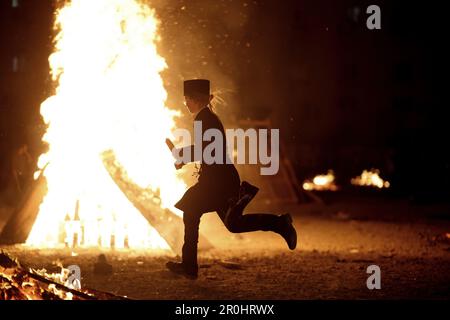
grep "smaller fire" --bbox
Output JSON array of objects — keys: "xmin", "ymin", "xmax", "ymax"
[
  {"xmin": 0, "ymin": 252, "xmax": 126, "ymax": 300},
  {"xmin": 0, "ymin": 252, "xmax": 77, "ymax": 300},
  {"xmin": 302, "ymin": 170, "xmax": 338, "ymax": 191},
  {"xmin": 351, "ymin": 169, "xmax": 390, "ymax": 189}
]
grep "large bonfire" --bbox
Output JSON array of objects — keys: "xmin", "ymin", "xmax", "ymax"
[{"xmin": 27, "ymin": 0, "xmax": 186, "ymax": 250}]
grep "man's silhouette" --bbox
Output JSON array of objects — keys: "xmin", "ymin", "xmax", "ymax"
[{"xmin": 165, "ymin": 79, "xmax": 297, "ymax": 279}]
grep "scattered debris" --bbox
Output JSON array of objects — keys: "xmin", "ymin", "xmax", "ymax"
[
  {"xmin": 218, "ymin": 260, "xmax": 244, "ymax": 270},
  {"xmin": 336, "ymin": 257, "xmax": 374, "ymax": 263},
  {"xmin": 93, "ymin": 254, "xmax": 113, "ymax": 275},
  {"xmin": 428, "ymin": 233, "xmax": 450, "ymax": 246},
  {"xmin": 335, "ymin": 211, "xmax": 351, "ymax": 221},
  {"xmin": 352, "ymin": 259, "xmax": 375, "ymax": 263}
]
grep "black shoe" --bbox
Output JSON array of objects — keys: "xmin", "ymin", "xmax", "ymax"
[
  {"xmin": 165, "ymin": 261, "xmax": 198, "ymax": 279},
  {"xmin": 279, "ymin": 214, "xmax": 297, "ymax": 250}
]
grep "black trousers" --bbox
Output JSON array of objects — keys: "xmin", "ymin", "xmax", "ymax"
[
  {"xmin": 175, "ymin": 176, "xmax": 284, "ymax": 271},
  {"xmin": 181, "ymin": 202, "xmax": 283, "ymax": 271}
]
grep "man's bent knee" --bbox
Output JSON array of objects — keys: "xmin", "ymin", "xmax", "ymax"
[{"xmin": 224, "ymin": 217, "xmax": 243, "ymax": 233}]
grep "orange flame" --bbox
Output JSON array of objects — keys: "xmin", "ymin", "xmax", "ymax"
[
  {"xmin": 27, "ymin": 0, "xmax": 185, "ymax": 249},
  {"xmin": 351, "ymin": 169, "xmax": 390, "ymax": 189},
  {"xmin": 302, "ymin": 170, "xmax": 338, "ymax": 191}
]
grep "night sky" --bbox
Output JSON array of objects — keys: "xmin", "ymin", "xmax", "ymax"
[{"xmin": 0, "ymin": 0, "xmax": 447, "ymax": 201}]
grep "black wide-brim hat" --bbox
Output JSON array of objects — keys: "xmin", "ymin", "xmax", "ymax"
[{"xmin": 183, "ymin": 79, "xmax": 210, "ymax": 97}]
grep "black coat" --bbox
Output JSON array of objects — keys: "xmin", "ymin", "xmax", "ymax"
[{"xmin": 175, "ymin": 107, "xmax": 240, "ymax": 214}]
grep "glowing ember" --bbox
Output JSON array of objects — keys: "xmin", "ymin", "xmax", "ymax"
[
  {"xmin": 302, "ymin": 170, "xmax": 338, "ymax": 191},
  {"xmin": 351, "ymin": 169, "xmax": 390, "ymax": 189},
  {"xmin": 27, "ymin": 0, "xmax": 186, "ymax": 249}
]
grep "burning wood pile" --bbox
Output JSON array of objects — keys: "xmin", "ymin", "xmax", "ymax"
[
  {"xmin": 101, "ymin": 149, "xmax": 212, "ymax": 255},
  {"xmin": 0, "ymin": 252, "xmax": 126, "ymax": 300},
  {"xmin": 302, "ymin": 170, "xmax": 338, "ymax": 191},
  {"xmin": 18, "ymin": 0, "xmax": 188, "ymax": 252},
  {"xmin": 351, "ymin": 169, "xmax": 390, "ymax": 189},
  {"xmin": 302, "ymin": 169, "xmax": 390, "ymax": 192}
]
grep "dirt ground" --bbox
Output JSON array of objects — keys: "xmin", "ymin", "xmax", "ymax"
[{"xmin": 1, "ymin": 194, "xmax": 450, "ymax": 299}]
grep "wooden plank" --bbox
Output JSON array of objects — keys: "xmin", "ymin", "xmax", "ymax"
[
  {"xmin": 0, "ymin": 166, "xmax": 47, "ymax": 245},
  {"xmin": 101, "ymin": 150, "xmax": 213, "ymax": 256}
]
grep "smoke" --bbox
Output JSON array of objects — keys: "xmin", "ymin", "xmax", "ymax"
[{"xmin": 146, "ymin": 0, "xmax": 254, "ymax": 124}]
